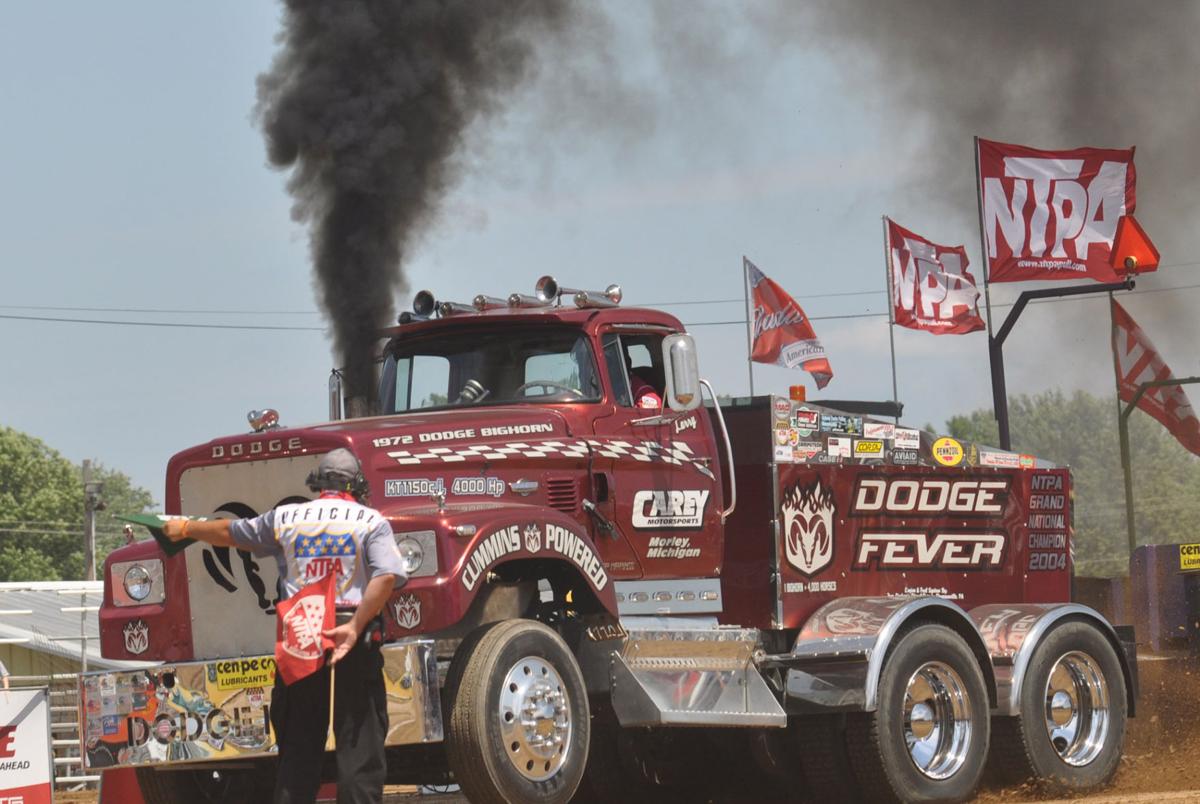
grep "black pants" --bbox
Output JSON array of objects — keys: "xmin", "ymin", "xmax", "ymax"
[{"xmin": 270, "ymin": 639, "xmax": 387, "ymax": 804}]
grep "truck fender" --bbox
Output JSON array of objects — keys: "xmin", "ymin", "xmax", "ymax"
[
  {"xmin": 784, "ymin": 596, "xmax": 996, "ymax": 713},
  {"xmin": 452, "ymin": 507, "xmax": 618, "ymax": 618},
  {"xmin": 969, "ymin": 602, "xmax": 1137, "ymax": 717}
]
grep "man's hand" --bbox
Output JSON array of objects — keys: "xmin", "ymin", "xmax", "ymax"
[
  {"xmin": 162, "ymin": 519, "xmax": 189, "ymax": 541},
  {"xmin": 323, "ymin": 622, "xmax": 360, "ymax": 666}
]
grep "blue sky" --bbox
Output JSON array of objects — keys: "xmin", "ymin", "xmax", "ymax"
[{"xmin": 3, "ymin": 2, "xmax": 1196, "ymax": 500}]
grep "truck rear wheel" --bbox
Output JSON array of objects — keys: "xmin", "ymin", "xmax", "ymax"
[
  {"xmin": 135, "ymin": 762, "xmax": 275, "ymax": 804},
  {"xmin": 445, "ymin": 619, "xmax": 590, "ymax": 804},
  {"xmin": 988, "ymin": 620, "xmax": 1126, "ymax": 794},
  {"xmin": 846, "ymin": 624, "xmax": 989, "ymax": 803}
]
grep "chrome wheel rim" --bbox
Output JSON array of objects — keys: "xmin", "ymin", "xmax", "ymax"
[
  {"xmin": 498, "ymin": 655, "xmax": 572, "ymax": 781},
  {"xmin": 1043, "ymin": 651, "xmax": 1110, "ymax": 767},
  {"xmin": 903, "ymin": 661, "xmax": 974, "ymax": 780}
]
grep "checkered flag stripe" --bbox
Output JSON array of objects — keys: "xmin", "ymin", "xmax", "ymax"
[{"xmin": 386, "ymin": 438, "xmax": 712, "ymax": 478}]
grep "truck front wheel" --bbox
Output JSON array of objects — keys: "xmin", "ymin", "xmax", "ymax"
[
  {"xmin": 445, "ymin": 619, "xmax": 590, "ymax": 804},
  {"xmin": 988, "ymin": 620, "xmax": 1126, "ymax": 794},
  {"xmin": 846, "ymin": 624, "xmax": 990, "ymax": 803}
]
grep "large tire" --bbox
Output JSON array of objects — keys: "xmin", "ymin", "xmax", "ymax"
[
  {"xmin": 845, "ymin": 624, "xmax": 990, "ymax": 803},
  {"xmin": 445, "ymin": 619, "xmax": 590, "ymax": 804},
  {"xmin": 988, "ymin": 620, "xmax": 1127, "ymax": 794},
  {"xmin": 135, "ymin": 761, "xmax": 275, "ymax": 804}
]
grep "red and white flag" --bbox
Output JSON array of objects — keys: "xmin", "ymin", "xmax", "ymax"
[
  {"xmin": 274, "ymin": 571, "xmax": 336, "ymax": 686},
  {"xmin": 745, "ymin": 258, "xmax": 833, "ymax": 389},
  {"xmin": 1111, "ymin": 298, "xmax": 1200, "ymax": 456},
  {"xmin": 886, "ymin": 218, "xmax": 984, "ymax": 335},
  {"xmin": 978, "ymin": 138, "xmax": 1136, "ymax": 284}
]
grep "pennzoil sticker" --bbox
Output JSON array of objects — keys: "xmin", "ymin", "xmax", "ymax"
[{"xmin": 932, "ymin": 437, "xmax": 964, "ymax": 467}]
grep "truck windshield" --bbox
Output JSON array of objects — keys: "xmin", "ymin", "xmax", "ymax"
[{"xmin": 378, "ymin": 326, "xmax": 602, "ymax": 413}]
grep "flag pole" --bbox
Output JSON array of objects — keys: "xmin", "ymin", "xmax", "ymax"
[
  {"xmin": 974, "ymin": 136, "xmax": 996, "ymax": 336},
  {"xmin": 975, "ymin": 136, "xmax": 1008, "ymax": 446},
  {"xmin": 743, "ymin": 257, "xmax": 756, "ymax": 397},
  {"xmin": 881, "ymin": 216, "xmax": 900, "ymax": 424},
  {"xmin": 326, "ymin": 660, "xmax": 337, "ymax": 751}
]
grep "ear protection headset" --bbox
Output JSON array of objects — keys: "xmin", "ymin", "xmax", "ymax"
[{"xmin": 305, "ymin": 449, "xmax": 369, "ymax": 499}]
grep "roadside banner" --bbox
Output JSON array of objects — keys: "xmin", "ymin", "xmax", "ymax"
[
  {"xmin": 886, "ymin": 218, "xmax": 984, "ymax": 335},
  {"xmin": 1110, "ymin": 297, "xmax": 1200, "ymax": 456},
  {"xmin": 745, "ymin": 258, "xmax": 833, "ymax": 389},
  {"xmin": 978, "ymin": 138, "xmax": 1136, "ymax": 283},
  {"xmin": 0, "ymin": 687, "xmax": 53, "ymax": 804}
]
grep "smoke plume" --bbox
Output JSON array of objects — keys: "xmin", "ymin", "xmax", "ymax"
[{"xmin": 256, "ymin": 0, "xmax": 575, "ymax": 399}]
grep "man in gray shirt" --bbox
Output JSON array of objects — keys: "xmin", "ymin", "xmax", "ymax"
[{"xmin": 164, "ymin": 447, "xmax": 406, "ymax": 804}]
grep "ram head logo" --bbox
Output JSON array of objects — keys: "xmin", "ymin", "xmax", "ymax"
[{"xmin": 781, "ymin": 480, "xmax": 836, "ymax": 576}]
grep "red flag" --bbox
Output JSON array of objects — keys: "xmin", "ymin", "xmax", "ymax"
[
  {"xmin": 745, "ymin": 258, "xmax": 833, "ymax": 389},
  {"xmin": 274, "ymin": 571, "xmax": 337, "ymax": 686},
  {"xmin": 1110, "ymin": 298, "xmax": 1200, "ymax": 456},
  {"xmin": 978, "ymin": 138, "xmax": 1136, "ymax": 283},
  {"xmin": 886, "ymin": 219, "xmax": 984, "ymax": 335}
]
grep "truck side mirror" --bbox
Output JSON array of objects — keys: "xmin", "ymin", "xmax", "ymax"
[{"xmin": 662, "ymin": 334, "xmax": 702, "ymax": 412}]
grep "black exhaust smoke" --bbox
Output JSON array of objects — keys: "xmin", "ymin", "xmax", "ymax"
[{"xmin": 256, "ymin": 1, "xmax": 575, "ymax": 401}]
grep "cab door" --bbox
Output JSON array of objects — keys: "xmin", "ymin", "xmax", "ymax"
[{"xmin": 591, "ymin": 329, "xmax": 724, "ymax": 580}]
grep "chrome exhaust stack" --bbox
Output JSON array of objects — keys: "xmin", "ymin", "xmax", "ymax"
[{"xmin": 436, "ymin": 300, "xmax": 475, "ymax": 317}]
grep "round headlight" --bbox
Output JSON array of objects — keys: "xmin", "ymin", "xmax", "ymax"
[
  {"xmin": 123, "ymin": 564, "xmax": 153, "ymax": 602},
  {"xmin": 396, "ymin": 539, "xmax": 424, "ymax": 575}
]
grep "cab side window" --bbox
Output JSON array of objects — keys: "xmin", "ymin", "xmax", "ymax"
[
  {"xmin": 601, "ymin": 333, "xmax": 631, "ymax": 407},
  {"xmin": 601, "ymin": 331, "xmax": 665, "ymax": 409}
]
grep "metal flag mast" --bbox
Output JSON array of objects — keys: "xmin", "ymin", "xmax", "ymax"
[
  {"xmin": 881, "ymin": 217, "xmax": 900, "ymax": 423},
  {"xmin": 742, "ymin": 256, "xmax": 756, "ymax": 396}
]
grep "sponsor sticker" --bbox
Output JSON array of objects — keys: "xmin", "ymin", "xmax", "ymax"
[
  {"xmin": 892, "ymin": 448, "xmax": 920, "ymax": 465},
  {"xmin": 792, "ymin": 407, "xmax": 819, "ymax": 436},
  {"xmin": 932, "ymin": 437, "xmax": 965, "ymax": 467},
  {"xmin": 853, "ymin": 439, "xmax": 884, "ymax": 458},
  {"xmin": 1181, "ymin": 543, "xmax": 1200, "ymax": 572},
  {"xmin": 821, "ymin": 414, "xmax": 863, "ymax": 435},
  {"xmin": 774, "ymin": 398, "xmax": 792, "ymax": 420},
  {"xmin": 774, "ymin": 428, "xmax": 791, "ymax": 446},
  {"xmin": 863, "ymin": 422, "xmax": 895, "ymax": 440},
  {"xmin": 980, "ymin": 450, "xmax": 1021, "ymax": 468},
  {"xmin": 965, "ymin": 443, "xmax": 980, "ymax": 467},
  {"xmin": 894, "ymin": 427, "xmax": 921, "ymax": 449},
  {"xmin": 793, "ymin": 440, "xmax": 823, "ymax": 462},
  {"xmin": 1019, "ymin": 454, "xmax": 1036, "ymax": 469},
  {"xmin": 632, "ymin": 490, "xmax": 711, "ymax": 529},
  {"xmin": 774, "ymin": 444, "xmax": 794, "ymax": 463},
  {"xmin": 827, "ymin": 436, "xmax": 852, "ymax": 459},
  {"xmin": 212, "ymin": 657, "xmax": 276, "ymax": 690}
]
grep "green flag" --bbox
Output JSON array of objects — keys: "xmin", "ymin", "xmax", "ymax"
[{"xmin": 114, "ymin": 513, "xmax": 205, "ymax": 557}]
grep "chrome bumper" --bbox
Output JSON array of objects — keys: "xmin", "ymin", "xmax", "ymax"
[{"xmin": 80, "ymin": 638, "xmax": 441, "ymax": 770}]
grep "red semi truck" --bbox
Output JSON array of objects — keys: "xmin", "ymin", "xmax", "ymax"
[{"xmin": 81, "ymin": 277, "xmax": 1135, "ymax": 803}]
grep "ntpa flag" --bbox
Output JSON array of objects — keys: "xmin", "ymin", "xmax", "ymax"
[
  {"xmin": 746, "ymin": 258, "xmax": 833, "ymax": 389},
  {"xmin": 1111, "ymin": 298, "xmax": 1200, "ymax": 456},
  {"xmin": 275, "ymin": 570, "xmax": 336, "ymax": 686},
  {"xmin": 979, "ymin": 138, "xmax": 1136, "ymax": 284},
  {"xmin": 887, "ymin": 219, "xmax": 984, "ymax": 335}
]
